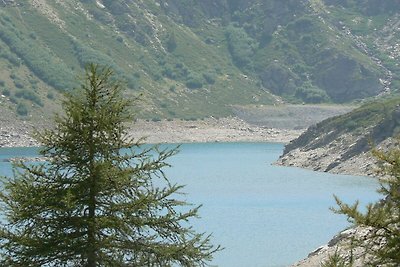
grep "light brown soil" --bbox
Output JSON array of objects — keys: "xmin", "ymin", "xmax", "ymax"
[
  {"xmin": 126, "ymin": 117, "xmax": 303, "ymax": 144},
  {"xmin": 0, "ymin": 117, "xmax": 303, "ymax": 147}
]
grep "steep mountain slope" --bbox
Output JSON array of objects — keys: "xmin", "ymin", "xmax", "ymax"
[
  {"xmin": 0, "ymin": 0, "xmax": 275, "ymax": 121},
  {"xmin": 277, "ymin": 96, "xmax": 400, "ymax": 176},
  {"xmin": 0, "ymin": 0, "xmax": 399, "ymax": 123}
]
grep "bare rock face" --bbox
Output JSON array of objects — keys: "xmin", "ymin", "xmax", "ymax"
[
  {"xmin": 291, "ymin": 227, "xmax": 379, "ymax": 267},
  {"xmin": 0, "ymin": 123, "xmax": 38, "ymax": 148},
  {"xmin": 277, "ymin": 102, "xmax": 400, "ymax": 177},
  {"xmin": 277, "ymin": 132, "xmax": 389, "ymax": 177}
]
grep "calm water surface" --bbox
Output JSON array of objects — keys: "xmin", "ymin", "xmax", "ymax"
[{"xmin": 0, "ymin": 143, "xmax": 379, "ymax": 267}]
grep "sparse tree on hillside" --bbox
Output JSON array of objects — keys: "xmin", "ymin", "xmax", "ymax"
[
  {"xmin": 0, "ymin": 64, "xmax": 220, "ymax": 266},
  {"xmin": 333, "ymin": 140, "xmax": 400, "ymax": 266}
]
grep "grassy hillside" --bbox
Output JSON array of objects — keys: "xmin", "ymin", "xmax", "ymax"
[
  {"xmin": 0, "ymin": 0, "xmax": 399, "ymax": 122},
  {"xmin": 0, "ymin": 0, "xmax": 274, "ymax": 121}
]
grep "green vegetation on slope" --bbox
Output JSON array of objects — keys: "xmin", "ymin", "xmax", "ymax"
[
  {"xmin": 0, "ymin": 0, "xmax": 399, "ymax": 121},
  {"xmin": 283, "ymin": 95, "xmax": 400, "ymax": 156}
]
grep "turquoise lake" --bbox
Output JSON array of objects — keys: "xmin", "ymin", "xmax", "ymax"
[{"xmin": 0, "ymin": 143, "xmax": 380, "ymax": 267}]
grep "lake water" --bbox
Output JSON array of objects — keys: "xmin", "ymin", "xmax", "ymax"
[{"xmin": 0, "ymin": 143, "xmax": 380, "ymax": 267}]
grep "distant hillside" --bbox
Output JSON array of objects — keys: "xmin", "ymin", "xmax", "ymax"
[
  {"xmin": 277, "ymin": 96, "xmax": 400, "ymax": 176},
  {"xmin": 0, "ymin": 0, "xmax": 399, "ymax": 123}
]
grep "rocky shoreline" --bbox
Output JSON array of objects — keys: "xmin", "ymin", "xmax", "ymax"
[
  {"xmin": 0, "ymin": 122, "xmax": 39, "ymax": 147},
  {"xmin": 276, "ymin": 133, "xmax": 398, "ymax": 178},
  {"xmin": 291, "ymin": 226, "xmax": 377, "ymax": 267},
  {"xmin": 127, "ymin": 117, "xmax": 303, "ymax": 144},
  {"xmin": 0, "ymin": 117, "xmax": 303, "ymax": 148}
]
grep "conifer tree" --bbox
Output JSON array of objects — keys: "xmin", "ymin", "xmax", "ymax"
[
  {"xmin": 333, "ymin": 141, "xmax": 400, "ymax": 266},
  {"xmin": 0, "ymin": 64, "xmax": 220, "ymax": 266}
]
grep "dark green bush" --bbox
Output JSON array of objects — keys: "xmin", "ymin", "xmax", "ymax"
[
  {"xmin": 185, "ymin": 74, "xmax": 203, "ymax": 89},
  {"xmin": 295, "ymin": 83, "xmax": 330, "ymax": 103},
  {"xmin": 116, "ymin": 36, "xmax": 123, "ymax": 43},
  {"xmin": 162, "ymin": 65, "xmax": 177, "ymax": 79},
  {"xmin": 203, "ymin": 72, "xmax": 216, "ymax": 84},
  {"xmin": 90, "ymin": 8, "xmax": 113, "ymax": 24},
  {"xmin": 9, "ymin": 96, "xmax": 17, "ymax": 104},
  {"xmin": 29, "ymin": 32, "xmax": 37, "ymax": 40},
  {"xmin": 165, "ymin": 32, "xmax": 177, "ymax": 52},
  {"xmin": 184, "ymin": 117, "xmax": 197, "ymax": 121},
  {"xmin": 16, "ymin": 102, "xmax": 28, "ymax": 116},
  {"xmin": 46, "ymin": 92, "xmax": 54, "ymax": 100},
  {"xmin": 15, "ymin": 89, "xmax": 43, "ymax": 106},
  {"xmin": 28, "ymin": 78, "xmax": 38, "ymax": 86},
  {"xmin": 0, "ymin": 50, "xmax": 20, "ymax": 66},
  {"xmin": 344, "ymin": 120, "xmax": 358, "ymax": 130},
  {"xmin": 225, "ymin": 24, "xmax": 257, "ymax": 68},
  {"xmin": 2, "ymin": 88, "xmax": 10, "ymax": 96},
  {"xmin": 14, "ymin": 81, "xmax": 24, "ymax": 89},
  {"xmin": 103, "ymin": 0, "xmax": 126, "ymax": 15}
]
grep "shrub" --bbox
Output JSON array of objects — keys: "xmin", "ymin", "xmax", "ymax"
[
  {"xmin": 185, "ymin": 74, "xmax": 203, "ymax": 89},
  {"xmin": 15, "ymin": 89, "xmax": 43, "ymax": 106},
  {"xmin": 14, "ymin": 81, "xmax": 24, "ymax": 89},
  {"xmin": 103, "ymin": 0, "xmax": 126, "ymax": 15},
  {"xmin": 29, "ymin": 78, "xmax": 38, "ymax": 86},
  {"xmin": 116, "ymin": 36, "xmax": 123, "ymax": 43},
  {"xmin": 1, "ymin": 88, "xmax": 10, "ymax": 96},
  {"xmin": 321, "ymin": 249, "xmax": 353, "ymax": 267},
  {"xmin": 16, "ymin": 102, "xmax": 28, "ymax": 116},
  {"xmin": 9, "ymin": 96, "xmax": 17, "ymax": 104},
  {"xmin": 225, "ymin": 24, "xmax": 257, "ymax": 68},
  {"xmin": 184, "ymin": 117, "xmax": 197, "ymax": 121},
  {"xmin": 90, "ymin": 8, "xmax": 113, "ymax": 24},
  {"xmin": 29, "ymin": 32, "xmax": 37, "ymax": 40},
  {"xmin": 165, "ymin": 32, "xmax": 177, "ymax": 52},
  {"xmin": 0, "ymin": 50, "xmax": 20, "ymax": 66},
  {"xmin": 203, "ymin": 72, "xmax": 216, "ymax": 84},
  {"xmin": 151, "ymin": 117, "xmax": 161, "ymax": 122},
  {"xmin": 46, "ymin": 92, "xmax": 54, "ymax": 100},
  {"xmin": 295, "ymin": 82, "xmax": 330, "ymax": 103},
  {"xmin": 162, "ymin": 65, "xmax": 177, "ymax": 79}
]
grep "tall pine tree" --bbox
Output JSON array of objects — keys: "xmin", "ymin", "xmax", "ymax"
[{"xmin": 0, "ymin": 64, "xmax": 220, "ymax": 266}]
